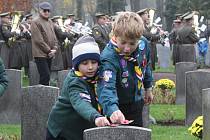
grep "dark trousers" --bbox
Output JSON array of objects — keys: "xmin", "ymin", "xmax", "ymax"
[
  {"xmin": 119, "ymin": 99, "xmax": 144, "ymax": 127},
  {"xmin": 34, "ymin": 57, "xmax": 52, "ymax": 86},
  {"xmin": 46, "ymin": 129, "xmax": 66, "ymax": 140}
]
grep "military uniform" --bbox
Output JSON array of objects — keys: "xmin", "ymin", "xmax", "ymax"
[
  {"xmin": 47, "ymin": 70, "xmax": 102, "ymax": 140},
  {"xmin": 92, "ymin": 13, "xmax": 110, "ymax": 52},
  {"xmin": 0, "ymin": 57, "xmax": 8, "ymax": 96},
  {"xmin": 97, "ymin": 36, "xmax": 153, "ymax": 126},
  {"xmin": 176, "ymin": 13, "xmax": 199, "ymax": 63},
  {"xmin": 143, "ymin": 25, "xmax": 160, "ymax": 70},
  {"xmin": 0, "ymin": 12, "xmax": 16, "ymax": 68}
]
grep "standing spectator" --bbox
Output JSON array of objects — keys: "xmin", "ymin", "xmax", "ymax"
[{"xmin": 31, "ymin": 2, "xmax": 58, "ymax": 85}]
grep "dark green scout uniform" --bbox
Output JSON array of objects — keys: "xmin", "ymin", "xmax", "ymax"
[
  {"xmin": 176, "ymin": 24, "xmax": 199, "ymax": 62},
  {"xmin": 47, "ymin": 70, "xmax": 102, "ymax": 140},
  {"xmin": 97, "ymin": 36, "xmax": 153, "ymax": 126},
  {"xmin": 92, "ymin": 23, "xmax": 109, "ymax": 52}
]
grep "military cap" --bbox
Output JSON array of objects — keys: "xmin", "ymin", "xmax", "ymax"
[
  {"xmin": 25, "ymin": 13, "xmax": 32, "ymax": 19},
  {"xmin": 95, "ymin": 12, "xmax": 106, "ymax": 17},
  {"xmin": 136, "ymin": 8, "xmax": 149, "ymax": 15},
  {"xmin": 175, "ymin": 13, "xmax": 182, "ymax": 19},
  {"xmin": 180, "ymin": 12, "xmax": 190, "ymax": 20},
  {"xmin": 51, "ymin": 16, "xmax": 61, "ymax": 20},
  {"xmin": 0, "ymin": 12, "xmax": 10, "ymax": 17},
  {"xmin": 67, "ymin": 13, "xmax": 75, "ymax": 17},
  {"xmin": 39, "ymin": 1, "xmax": 52, "ymax": 10},
  {"xmin": 183, "ymin": 11, "xmax": 199, "ymax": 20}
]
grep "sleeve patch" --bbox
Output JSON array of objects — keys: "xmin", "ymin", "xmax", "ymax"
[
  {"xmin": 79, "ymin": 93, "xmax": 91, "ymax": 102},
  {"xmin": 103, "ymin": 70, "xmax": 113, "ymax": 82}
]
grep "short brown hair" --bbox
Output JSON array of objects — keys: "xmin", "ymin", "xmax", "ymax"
[{"xmin": 112, "ymin": 12, "xmax": 144, "ymax": 39}]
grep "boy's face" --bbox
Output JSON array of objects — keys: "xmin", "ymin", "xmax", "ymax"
[
  {"xmin": 78, "ymin": 60, "xmax": 99, "ymax": 77},
  {"xmin": 115, "ymin": 36, "xmax": 139, "ymax": 55}
]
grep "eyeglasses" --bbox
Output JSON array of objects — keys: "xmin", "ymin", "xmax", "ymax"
[{"xmin": 43, "ymin": 9, "xmax": 50, "ymax": 13}]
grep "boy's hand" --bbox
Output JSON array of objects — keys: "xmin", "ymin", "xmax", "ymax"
[
  {"xmin": 144, "ymin": 90, "xmax": 153, "ymax": 105},
  {"xmin": 95, "ymin": 117, "xmax": 110, "ymax": 127},
  {"xmin": 110, "ymin": 110, "xmax": 125, "ymax": 124}
]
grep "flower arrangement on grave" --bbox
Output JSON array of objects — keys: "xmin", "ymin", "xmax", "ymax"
[
  {"xmin": 155, "ymin": 79, "xmax": 175, "ymax": 91},
  {"xmin": 152, "ymin": 79, "xmax": 176, "ymax": 104},
  {"xmin": 188, "ymin": 116, "xmax": 203, "ymax": 139}
]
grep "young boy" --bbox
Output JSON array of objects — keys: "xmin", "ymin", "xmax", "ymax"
[
  {"xmin": 97, "ymin": 12, "xmax": 153, "ymax": 127},
  {"xmin": 46, "ymin": 35, "xmax": 110, "ymax": 140}
]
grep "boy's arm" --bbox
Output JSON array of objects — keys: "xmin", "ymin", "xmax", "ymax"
[
  {"xmin": 68, "ymin": 82, "xmax": 102, "ymax": 123},
  {"xmin": 97, "ymin": 61, "xmax": 119, "ymax": 117}
]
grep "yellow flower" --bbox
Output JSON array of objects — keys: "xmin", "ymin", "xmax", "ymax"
[
  {"xmin": 155, "ymin": 79, "xmax": 175, "ymax": 90},
  {"xmin": 188, "ymin": 116, "xmax": 203, "ymax": 139}
]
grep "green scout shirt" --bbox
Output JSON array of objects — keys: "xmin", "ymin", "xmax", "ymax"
[{"xmin": 47, "ymin": 70, "xmax": 102, "ymax": 140}]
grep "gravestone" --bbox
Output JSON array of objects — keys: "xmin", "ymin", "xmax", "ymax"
[
  {"xmin": 57, "ymin": 70, "xmax": 69, "ymax": 90},
  {"xmin": 202, "ymin": 88, "xmax": 210, "ymax": 140},
  {"xmin": 185, "ymin": 69, "xmax": 210, "ymax": 126},
  {"xmin": 21, "ymin": 85, "xmax": 59, "ymax": 140},
  {"xmin": 0, "ymin": 69, "xmax": 21, "ymax": 124},
  {"xmin": 156, "ymin": 43, "xmax": 170, "ymax": 68},
  {"xmin": 142, "ymin": 105, "xmax": 149, "ymax": 128},
  {"xmin": 29, "ymin": 61, "xmax": 39, "ymax": 86},
  {"xmin": 175, "ymin": 62, "xmax": 197, "ymax": 104},
  {"xmin": 84, "ymin": 126, "xmax": 151, "ymax": 140}
]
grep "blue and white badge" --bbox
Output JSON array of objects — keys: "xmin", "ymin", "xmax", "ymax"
[
  {"xmin": 138, "ymin": 40, "xmax": 145, "ymax": 50},
  {"xmin": 103, "ymin": 70, "xmax": 113, "ymax": 82}
]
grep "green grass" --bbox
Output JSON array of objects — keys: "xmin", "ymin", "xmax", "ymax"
[
  {"xmin": 150, "ymin": 104, "xmax": 185, "ymax": 121},
  {"xmin": 150, "ymin": 125, "xmax": 198, "ymax": 140},
  {"xmin": 154, "ymin": 62, "xmax": 175, "ymax": 73},
  {"xmin": 0, "ymin": 124, "xmax": 21, "ymax": 139}
]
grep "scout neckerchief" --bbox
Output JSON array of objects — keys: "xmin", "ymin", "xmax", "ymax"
[
  {"xmin": 110, "ymin": 36, "xmax": 147, "ymax": 90},
  {"xmin": 74, "ymin": 70, "xmax": 102, "ymax": 113}
]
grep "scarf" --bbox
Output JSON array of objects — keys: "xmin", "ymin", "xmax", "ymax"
[
  {"xmin": 74, "ymin": 70, "xmax": 102, "ymax": 113},
  {"xmin": 110, "ymin": 36, "xmax": 144, "ymax": 90}
]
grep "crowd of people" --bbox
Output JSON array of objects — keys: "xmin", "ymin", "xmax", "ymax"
[{"xmin": 0, "ymin": 1, "xmax": 207, "ymax": 140}]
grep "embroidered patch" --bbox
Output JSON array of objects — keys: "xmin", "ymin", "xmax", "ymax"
[
  {"xmin": 103, "ymin": 70, "xmax": 112, "ymax": 82},
  {"xmin": 138, "ymin": 40, "xmax": 145, "ymax": 50},
  {"xmin": 79, "ymin": 93, "xmax": 91, "ymax": 102}
]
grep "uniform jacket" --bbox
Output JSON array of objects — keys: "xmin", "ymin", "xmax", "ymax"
[
  {"xmin": 31, "ymin": 16, "xmax": 58, "ymax": 58},
  {"xmin": 176, "ymin": 24, "xmax": 199, "ymax": 44},
  {"xmin": 97, "ymin": 36, "xmax": 153, "ymax": 117},
  {"xmin": 47, "ymin": 70, "xmax": 102, "ymax": 140},
  {"xmin": 0, "ymin": 57, "xmax": 8, "ymax": 96},
  {"xmin": 0, "ymin": 23, "xmax": 15, "ymax": 42},
  {"xmin": 92, "ymin": 23, "xmax": 109, "ymax": 52}
]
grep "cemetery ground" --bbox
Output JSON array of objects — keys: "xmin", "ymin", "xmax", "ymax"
[{"xmin": 0, "ymin": 66, "xmax": 198, "ymax": 140}]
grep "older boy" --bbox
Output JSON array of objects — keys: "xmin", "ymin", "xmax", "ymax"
[{"xmin": 97, "ymin": 12, "xmax": 153, "ymax": 126}]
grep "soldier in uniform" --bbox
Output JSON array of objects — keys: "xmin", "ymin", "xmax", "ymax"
[
  {"xmin": 169, "ymin": 18, "xmax": 182, "ymax": 65},
  {"xmin": 92, "ymin": 12, "xmax": 110, "ymax": 52},
  {"xmin": 176, "ymin": 12, "xmax": 199, "ymax": 63},
  {"xmin": 137, "ymin": 8, "xmax": 160, "ymax": 70},
  {"xmin": 0, "ymin": 12, "xmax": 17, "ymax": 68}
]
